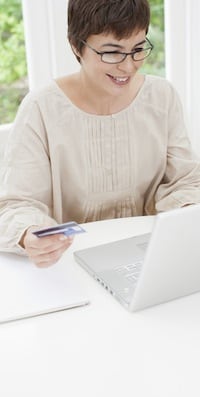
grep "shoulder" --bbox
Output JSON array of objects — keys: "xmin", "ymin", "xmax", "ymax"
[
  {"xmin": 20, "ymin": 81, "xmax": 64, "ymax": 108},
  {"xmin": 145, "ymin": 74, "xmax": 179, "ymax": 99},
  {"xmin": 20, "ymin": 73, "xmax": 79, "ymax": 109},
  {"xmin": 139, "ymin": 74, "xmax": 182, "ymax": 112},
  {"xmin": 11, "ymin": 82, "xmax": 68, "ymax": 140},
  {"xmin": 15, "ymin": 78, "xmax": 75, "ymax": 123}
]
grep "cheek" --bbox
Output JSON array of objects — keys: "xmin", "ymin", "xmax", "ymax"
[
  {"xmin": 135, "ymin": 60, "xmax": 144, "ymax": 69},
  {"xmin": 84, "ymin": 61, "xmax": 110, "ymax": 78}
]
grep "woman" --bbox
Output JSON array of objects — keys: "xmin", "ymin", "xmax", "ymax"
[{"xmin": 1, "ymin": 0, "xmax": 200, "ymax": 267}]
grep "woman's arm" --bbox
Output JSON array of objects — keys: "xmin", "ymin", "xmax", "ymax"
[{"xmin": 155, "ymin": 85, "xmax": 200, "ymax": 212}]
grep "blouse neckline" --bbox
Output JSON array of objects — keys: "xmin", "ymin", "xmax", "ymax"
[{"xmin": 51, "ymin": 74, "xmax": 150, "ymax": 119}]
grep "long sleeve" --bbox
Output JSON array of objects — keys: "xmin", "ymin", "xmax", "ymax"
[
  {"xmin": 154, "ymin": 84, "xmax": 200, "ymax": 212},
  {"xmin": 0, "ymin": 94, "xmax": 57, "ymax": 254}
]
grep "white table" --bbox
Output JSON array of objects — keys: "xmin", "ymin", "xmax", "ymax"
[{"xmin": 0, "ymin": 216, "xmax": 200, "ymax": 397}]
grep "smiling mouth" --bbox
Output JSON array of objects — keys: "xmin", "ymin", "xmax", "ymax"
[{"xmin": 107, "ymin": 74, "xmax": 130, "ymax": 85}]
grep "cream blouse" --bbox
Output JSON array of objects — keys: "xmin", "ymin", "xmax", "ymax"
[{"xmin": 1, "ymin": 74, "xmax": 200, "ymax": 254}]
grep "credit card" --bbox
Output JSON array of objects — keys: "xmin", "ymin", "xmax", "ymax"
[{"xmin": 32, "ymin": 222, "xmax": 86, "ymax": 237}]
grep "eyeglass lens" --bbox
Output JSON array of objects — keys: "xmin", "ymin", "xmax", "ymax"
[{"xmin": 101, "ymin": 41, "xmax": 152, "ymax": 63}]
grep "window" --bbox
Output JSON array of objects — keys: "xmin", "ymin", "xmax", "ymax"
[
  {"xmin": 143, "ymin": 0, "xmax": 165, "ymax": 76},
  {"xmin": 0, "ymin": 0, "xmax": 28, "ymax": 125}
]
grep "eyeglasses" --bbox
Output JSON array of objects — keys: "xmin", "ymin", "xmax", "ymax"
[{"xmin": 80, "ymin": 38, "xmax": 153, "ymax": 64}]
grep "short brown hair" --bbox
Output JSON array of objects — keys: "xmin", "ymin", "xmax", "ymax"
[{"xmin": 68, "ymin": 0, "xmax": 150, "ymax": 63}]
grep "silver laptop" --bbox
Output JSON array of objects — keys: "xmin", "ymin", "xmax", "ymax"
[{"xmin": 74, "ymin": 204, "xmax": 200, "ymax": 311}]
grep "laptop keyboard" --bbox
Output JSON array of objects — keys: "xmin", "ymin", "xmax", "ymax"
[
  {"xmin": 114, "ymin": 261, "xmax": 143, "ymax": 283},
  {"xmin": 97, "ymin": 260, "xmax": 144, "ymax": 304},
  {"xmin": 92, "ymin": 235, "xmax": 150, "ymax": 304}
]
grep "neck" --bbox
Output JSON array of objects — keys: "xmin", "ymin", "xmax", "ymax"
[{"xmin": 78, "ymin": 71, "xmax": 144, "ymax": 115}]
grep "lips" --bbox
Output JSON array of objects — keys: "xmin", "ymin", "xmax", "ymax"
[{"xmin": 107, "ymin": 74, "xmax": 130, "ymax": 85}]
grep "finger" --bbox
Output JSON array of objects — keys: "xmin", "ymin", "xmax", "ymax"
[
  {"xmin": 28, "ymin": 238, "xmax": 74, "ymax": 267},
  {"xmin": 29, "ymin": 249, "xmax": 63, "ymax": 267},
  {"xmin": 27, "ymin": 236, "xmax": 74, "ymax": 257},
  {"xmin": 26, "ymin": 233, "xmax": 74, "ymax": 253}
]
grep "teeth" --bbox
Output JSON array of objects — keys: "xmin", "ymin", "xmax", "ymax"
[{"xmin": 114, "ymin": 77, "xmax": 128, "ymax": 82}]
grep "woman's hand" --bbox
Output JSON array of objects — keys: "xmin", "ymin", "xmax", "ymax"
[{"xmin": 22, "ymin": 226, "xmax": 74, "ymax": 267}]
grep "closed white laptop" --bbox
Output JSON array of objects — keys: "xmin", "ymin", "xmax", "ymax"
[{"xmin": 74, "ymin": 204, "xmax": 200, "ymax": 311}]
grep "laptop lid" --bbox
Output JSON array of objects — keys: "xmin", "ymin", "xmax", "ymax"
[
  {"xmin": 131, "ymin": 204, "xmax": 200, "ymax": 311},
  {"xmin": 74, "ymin": 205, "xmax": 200, "ymax": 311}
]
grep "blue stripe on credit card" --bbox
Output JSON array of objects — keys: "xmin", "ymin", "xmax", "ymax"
[{"xmin": 32, "ymin": 222, "xmax": 86, "ymax": 237}]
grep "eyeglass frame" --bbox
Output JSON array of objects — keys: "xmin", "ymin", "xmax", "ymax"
[{"xmin": 79, "ymin": 37, "xmax": 154, "ymax": 64}]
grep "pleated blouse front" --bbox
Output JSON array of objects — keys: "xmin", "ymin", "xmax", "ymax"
[{"xmin": 1, "ymin": 74, "xmax": 200, "ymax": 253}]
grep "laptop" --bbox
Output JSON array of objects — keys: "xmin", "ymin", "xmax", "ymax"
[{"xmin": 74, "ymin": 204, "xmax": 200, "ymax": 311}]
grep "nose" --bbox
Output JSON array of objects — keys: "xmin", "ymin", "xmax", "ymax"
[{"xmin": 117, "ymin": 54, "xmax": 139, "ymax": 73}]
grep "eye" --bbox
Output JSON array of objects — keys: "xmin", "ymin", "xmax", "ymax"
[
  {"xmin": 134, "ymin": 47, "xmax": 144, "ymax": 53},
  {"xmin": 103, "ymin": 51, "xmax": 121, "ymax": 55}
]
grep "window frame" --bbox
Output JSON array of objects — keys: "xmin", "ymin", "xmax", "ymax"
[{"xmin": 22, "ymin": 0, "xmax": 79, "ymax": 91}]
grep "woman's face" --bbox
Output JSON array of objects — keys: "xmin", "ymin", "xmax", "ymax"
[{"xmin": 78, "ymin": 29, "xmax": 147, "ymax": 97}]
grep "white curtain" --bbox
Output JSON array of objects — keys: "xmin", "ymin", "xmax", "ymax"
[
  {"xmin": 165, "ymin": 0, "xmax": 200, "ymax": 154},
  {"xmin": 22, "ymin": 0, "xmax": 79, "ymax": 90}
]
